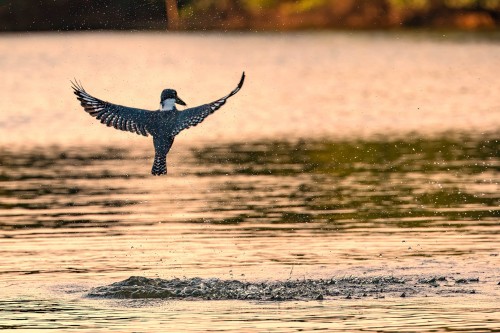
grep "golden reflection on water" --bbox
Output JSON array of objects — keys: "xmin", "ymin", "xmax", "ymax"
[
  {"xmin": 0, "ymin": 137, "xmax": 498, "ymax": 284},
  {"xmin": 1, "ymin": 297, "xmax": 499, "ymax": 332},
  {"xmin": 1, "ymin": 33, "xmax": 500, "ymax": 146}
]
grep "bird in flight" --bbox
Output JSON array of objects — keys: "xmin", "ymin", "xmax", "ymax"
[{"xmin": 72, "ymin": 72, "xmax": 245, "ymax": 175}]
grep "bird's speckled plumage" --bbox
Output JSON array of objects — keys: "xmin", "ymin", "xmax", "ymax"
[{"xmin": 72, "ymin": 72, "xmax": 245, "ymax": 175}]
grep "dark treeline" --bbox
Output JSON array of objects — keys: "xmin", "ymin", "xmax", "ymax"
[
  {"xmin": 0, "ymin": 0, "xmax": 167, "ymax": 31},
  {"xmin": 1, "ymin": 0, "xmax": 499, "ymax": 32}
]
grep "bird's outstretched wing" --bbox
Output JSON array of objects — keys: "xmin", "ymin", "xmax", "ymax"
[
  {"xmin": 72, "ymin": 80, "xmax": 153, "ymax": 137},
  {"xmin": 171, "ymin": 72, "xmax": 245, "ymax": 136}
]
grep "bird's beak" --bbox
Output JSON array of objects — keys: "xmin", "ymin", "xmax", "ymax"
[{"xmin": 176, "ymin": 96, "xmax": 186, "ymax": 106}]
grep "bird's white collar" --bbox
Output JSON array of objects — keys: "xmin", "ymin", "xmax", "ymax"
[{"xmin": 160, "ymin": 98, "xmax": 176, "ymax": 111}]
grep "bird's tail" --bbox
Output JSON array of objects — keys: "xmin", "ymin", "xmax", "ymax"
[{"xmin": 151, "ymin": 153, "xmax": 167, "ymax": 176}]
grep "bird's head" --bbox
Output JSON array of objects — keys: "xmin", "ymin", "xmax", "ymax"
[{"xmin": 160, "ymin": 89, "xmax": 186, "ymax": 111}]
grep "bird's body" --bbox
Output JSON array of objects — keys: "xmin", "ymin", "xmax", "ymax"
[{"xmin": 72, "ymin": 72, "xmax": 245, "ymax": 175}]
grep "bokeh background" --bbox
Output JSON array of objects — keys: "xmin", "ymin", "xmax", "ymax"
[{"xmin": 2, "ymin": 0, "xmax": 500, "ymax": 31}]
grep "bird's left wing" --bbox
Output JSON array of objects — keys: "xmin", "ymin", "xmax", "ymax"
[
  {"xmin": 72, "ymin": 81, "xmax": 153, "ymax": 137},
  {"xmin": 171, "ymin": 72, "xmax": 245, "ymax": 136}
]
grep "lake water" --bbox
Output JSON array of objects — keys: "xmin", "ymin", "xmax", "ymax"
[{"xmin": 0, "ymin": 32, "xmax": 499, "ymax": 332}]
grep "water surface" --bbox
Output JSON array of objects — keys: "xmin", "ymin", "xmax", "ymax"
[{"xmin": 0, "ymin": 32, "xmax": 499, "ymax": 332}]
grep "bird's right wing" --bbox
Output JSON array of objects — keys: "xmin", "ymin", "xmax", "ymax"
[
  {"xmin": 171, "ymin": 72, "xmax": 245, "ymax": 136},
  {"xmin": 72, "ymin": 80, "xmax": 154, "ymax": 137}
]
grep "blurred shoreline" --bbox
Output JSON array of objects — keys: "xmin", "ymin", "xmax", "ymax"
[{"xmin": 1, "ymin": 0, "xmax": 499, "ymax": 32}]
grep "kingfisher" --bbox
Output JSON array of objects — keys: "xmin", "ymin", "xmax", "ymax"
[{"xmin": 72, "ymin": 72, "xmax": 245, "ymax": 175}]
